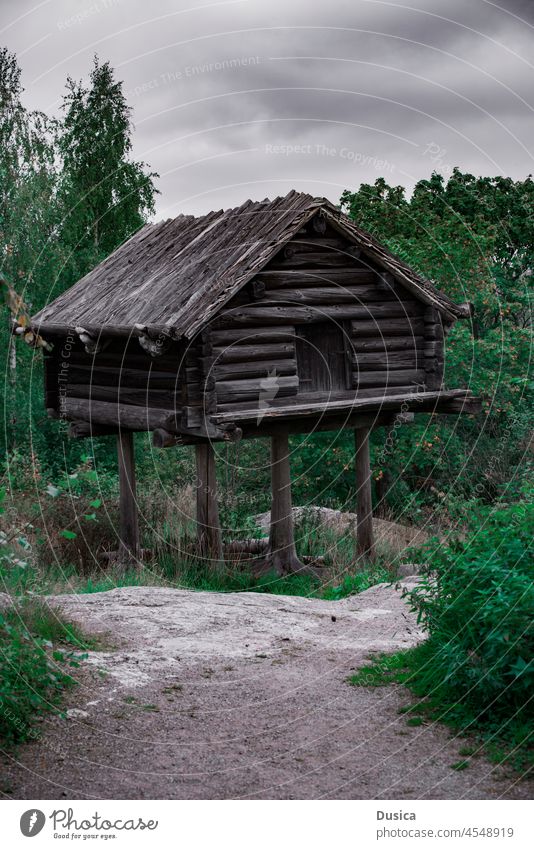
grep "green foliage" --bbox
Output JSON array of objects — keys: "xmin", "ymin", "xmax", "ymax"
[
  {"xmin": 341, "ymin": 170, "xmax": 533, "ymax": 517},
  {"xmin": 0, "ymin": 598, "xmax": 88, "ymax": 745},
  {"xmin": 405, "ymin": 497, "xmax": 533, "ymax": 721},
  {"xmin": 349, "ymin": 497, "xmax": 534, "ymax": 769},
  {"xmin": 1, "ymin": 51, "xmax": 158, "ymax": 464},
  {"xmin": 57, "ymin": 56, "xmax": 158, "ymax": 285}
]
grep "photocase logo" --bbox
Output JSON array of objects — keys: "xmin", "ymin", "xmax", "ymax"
[
  {"xmin": 257, "ymin": 368, "xmax": 281, "ymax": 424},
  {"xmin": 20, "ymin": 809, "xmax": 46, "ymax": 837}
]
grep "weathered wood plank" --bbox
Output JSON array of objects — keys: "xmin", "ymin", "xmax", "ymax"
[
  {"xmin": 217, "ymin": 302, "xmax": 424, "ymax": 327},
  {"xmin": 209, "ymin": 326, "xmax": 295, "ymax": 345},
  {"xmin": 215, "ymin": 374, "xmax": 299, "ymax": 404},
  {"xmin": 352, "ymin": 369, "xmax": 425, "ymax": 388},
  {"xmin": 350, "ymin": 318, "xmax": 425, "ymax": 337},
  {"xmin": 62, "ymin": 398, "xmax": 170, "ymax": 430},
  {"xmin": 65, "ymin": 365, "xmax": 179, "ymax": 389},
  {"xmin": 66, "ymin": 383, "xmax": 180, "ymax": 409},
  {"xmin": 211, "ymin": 389, "xmax": 475, "ymax": 424},
  {"xmin": 211, "ymin": 358, "xmax": 296, "ymax": 381},
  {"xmin": 352, "ymin": 335, "xmax": 424, "ymax": 352},
  {"xmin": 352, "ymin": 351, "xmax": 423, "ymax": 369},
  {"xmin": 213, "ymin": 342, "xmax": 295, "ymax": 363},
  {"xmin": 270, "ymin": 250, "xmax": 360, "ymax": 269},
  {"xmin": 256, "ymin": 268, "xmax": 376, "ymax": 288},
  {"xmin": 259, "ymin": 285, "xmax": 398, "ymax": 305}
]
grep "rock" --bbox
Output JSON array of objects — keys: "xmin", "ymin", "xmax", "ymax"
[
  {"xmin": 254, "ymin": 505, "xmax": 429, "ymax": 555},
  {"xmin": 396, "ymin": 562, "xmax": 424, "ymax": 579},
  {"xmin": 66, "ymin": 709, "xmax": 89, "ymax": 720}
]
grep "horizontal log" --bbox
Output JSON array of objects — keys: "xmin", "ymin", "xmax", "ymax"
[
  {"xmin": 217, "ymin": 302, "xmax": 424, "ymax": 327},
  {"xmin": 211, "ymin": 389, "xmax": 477, "ymax": 424},
  {"xmin": 352, "ymin": 335, "xmax": 424, "ymax": 352},
  {"xmin": 271, "ymin": 251, "xmax": 360, "ymax": 269},
  {"xmin": 259, "ymin": 285, "xmax": 397, "ymax": 306},
  {"xmin": 68, "ymin": 420, "xmax": 119, "ymax": 438},
  {"xmin": 64, "ymin": 349, "xmax": 183, "ymax": 373},
  {"xmin": 225, "ymin": 538, "xmax": 269, "ymax": 552},
  {"xmin": 215, "ymin": 385, "xmax": 424, "ymax": 415},
  {"xmin": 256, "ymin": 269, "xmax": 376, "ymax": 288},
  {"xmin": 152, "ymin": 428, "xmax": 205, "ymax": 447},
  {"xmin": 216, "ymin": 374, "xmax": 299, "ymax": 404},
  {"xmin": 283, "ymin": 238, "xmax": 348, "ymax": 255},
  {"xmin": 61, "ymin": 398, "xmax": 170, "ymax": 430},
  {"xmin": 212, "ymin": 342, "xmax": 295, "ymax": 364},
  {"xmin": 65, "ymin": 365, "xmax": 180, "ymax": 389},
  {"xmin": 350, "ymin": 318, "xmax": 425, "ymax": 337},
  {"xmin": 65, "ymin": 383, "xmax": 181, "ymax": 409},
  {"xmin": 209, "ymin": 326, "xmax": 295, "ymax": 345},
  {"xmin": 352, "ymin": 369, "xmax": 425, "ymax": 388},
  {"xmin": 162, "ymin": 409, "xmax": 241, "ymax": 440},
  {"xmin": 211, "ymin": 358, "xmax": 297, "ymax": 382},
  {"xmin": 352, "ymin": 352, "xmax": 423, "ymax": 369}
]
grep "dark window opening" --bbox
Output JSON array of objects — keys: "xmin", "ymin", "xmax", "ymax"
[{"xmin": 295, "ymin": 321, "xmax": 351, "ymax": 395}]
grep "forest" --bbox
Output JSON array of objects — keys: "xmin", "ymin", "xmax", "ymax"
[{"xmin": 1, "ymin": 49, "xmax": 532, "ymax": 769}]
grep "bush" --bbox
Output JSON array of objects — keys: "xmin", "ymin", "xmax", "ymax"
[
  {"xmin": 0, "ymin": 598, "xmax": 89, "ymax": 745},
  {"xmin": 405, "ymin": 497, "xmax": 533, "ymax": 722}
]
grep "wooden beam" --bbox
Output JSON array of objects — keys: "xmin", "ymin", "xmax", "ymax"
[
  {"xmin": 211, "ymin": 389, "xmax": 476, "ymax": 424},
  {"xmin": 62, "ymin": 398, "xmax": 169, "ymax": 430},
  {"xmin": 216, "ymin": 302, "xmax": 424, "ymax": 327},
  {"xmin": 117, "ymin": 431, "xmax": 140, "ymax": 564},
  {"xmin": 69, "ymin": 420, "xmax": 118, "ymax": 438},
  {"xmin": 354, "ymin": 426, "xmax": 375, "ymax": 560},
  {"xmin": 195, "ymin": 443, "xmax": 223, "ymax": 562},
  {"xmin": 266, "ymin": 432, "xmax": 307, "ymax": 575}
]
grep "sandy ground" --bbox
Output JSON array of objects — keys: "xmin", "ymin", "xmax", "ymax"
[{"xmin": 1, "ymin": 581, "xmax": 531, "ymax": 800}]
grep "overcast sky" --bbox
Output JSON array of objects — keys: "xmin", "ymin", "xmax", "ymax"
[{"xmin": 2, "ymin": 0, "xmax": 534, "ymax": 218}]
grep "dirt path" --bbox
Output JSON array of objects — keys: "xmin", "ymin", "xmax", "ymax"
[{"xmin": 2, "ymin": 581, "xmax": 531, "ymax": 800}]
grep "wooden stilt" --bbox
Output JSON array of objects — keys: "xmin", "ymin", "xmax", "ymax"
[
  {"xmin": 267, "ymin": 432, "xmax": 308, "ymax": 575},
  {"xmin": 195, "ymin": 443, "xmax": 223, "ymax": 562},
  {"xmin": 354, "ymin": 426, "xmax": 375, "ymax": 560},
  {"xmin": 117, "ymin": 430, "xmax": 140, "ymax": 563}
]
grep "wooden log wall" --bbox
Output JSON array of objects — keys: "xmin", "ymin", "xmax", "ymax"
[
  {"xmin": 44, "ymin": 335, "xmax": 186, "ymax": 430},
  {"xmin": 210, "ymin": 222, "xmax": 441, "ymax": 413}
]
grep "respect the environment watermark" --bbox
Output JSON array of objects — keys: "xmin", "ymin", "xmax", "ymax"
[{"xmin": 126, "ymin": 56, "xmax": 261, "ymax": 99}]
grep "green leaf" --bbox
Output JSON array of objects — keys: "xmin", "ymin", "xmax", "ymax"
[
  {"xmin": 89, "ymin": 499, "xmax": 102, "ymax": 508},
  {"xmin": 60, "ymin": 529, "xmax": 77, "ymax": 540}
]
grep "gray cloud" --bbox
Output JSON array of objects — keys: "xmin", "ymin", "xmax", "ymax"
[{"xmin": 2, "ymin": 0, "xmax": 533, "ymax": 217}]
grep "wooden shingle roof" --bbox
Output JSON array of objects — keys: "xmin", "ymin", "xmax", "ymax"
[{"xmin": 32, "ymin": 190, "xmax": 470, "ymax": 339}]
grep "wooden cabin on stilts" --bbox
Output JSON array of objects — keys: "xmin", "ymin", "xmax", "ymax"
[{"xmin": 31, "ymin": 191, "xmax": 480, "ymax": 573}]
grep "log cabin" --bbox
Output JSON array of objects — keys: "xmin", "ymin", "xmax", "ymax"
[{"xmin": 31, "ymin": 191, "xmax": 480, "ymax": 573}]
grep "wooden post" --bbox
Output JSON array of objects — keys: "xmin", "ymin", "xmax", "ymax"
[
  {"xmin": 354, "ymin": 426, "xmax": 375, "ymax": 560},
  {"xmin": 195, "ymin": 443, "xmax": 223, "ymax": 562},
  {"xmin": 117, "ymin": 431, "xmax": 140, "ymax": 563},
  {"xmin": 267, "ymin": 431, "xmax": 306, "ymax": 574}
]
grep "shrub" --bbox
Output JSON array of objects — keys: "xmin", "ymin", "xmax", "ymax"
[
  {"xmin": 405, "ymin": 496, "xmax": 533, "ymax": 723},
  {"xmin": 0, "ymin": 598, "xmax": 89, "ymax": 745}
]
